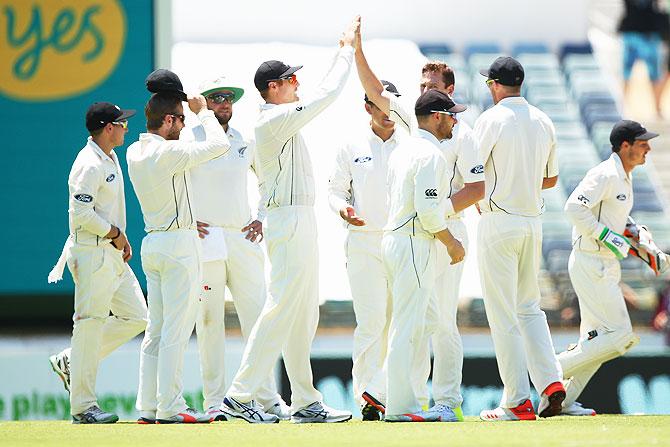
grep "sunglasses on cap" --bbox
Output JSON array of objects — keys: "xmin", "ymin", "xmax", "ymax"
[{"xmin": 207, "ymin": 92, "xmax": 235, "ymax": 104}]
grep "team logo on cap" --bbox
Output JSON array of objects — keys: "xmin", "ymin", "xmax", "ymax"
[{"xmin": 0, "ymin": 0, "xmax": 126, "ymax": 101}]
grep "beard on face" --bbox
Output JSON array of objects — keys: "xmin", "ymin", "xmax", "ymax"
[
  {"xmin": 215, "ymin": 110, "xmax": 232, "ymax": 126},
  {"xmin": 166, "ymin": 121, "xmax": 182, "ymax": 140}
]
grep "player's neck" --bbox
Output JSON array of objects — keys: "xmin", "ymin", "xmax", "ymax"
[
  {"xmin": 92, "ymin": 136, "xmax": 114, "ymax": 157},
  {"xmin": 371, "ymin": 123, "xmax": 393, "ymax": 142}
]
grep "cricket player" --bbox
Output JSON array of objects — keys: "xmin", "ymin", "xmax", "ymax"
[
  {"xmin": 47, "ymin": 102, "xmax": 147, "ymax": 424},
  {"xmin": 383, "ymin": 89, "xmax": 466, "ymax": 422},
  {"xmin": 547, "ymin": 120, "xmax": 659, "ymax": 416},
  {"xmin": 128, "ymin": 69, "xmax": 230, "ymax": 424},
  {"xmin": 181, "ymin": 76, "xmax": 289, "ymax": 421},
  {"xmin": 354, "ymin": 26, "xmax": 484, "ymax": 420},
  {"xmin": 220, "ymin": 18, "xmax": 359, "ymax": 424},
  {"xmin": 327, "ymin": 80, "xmax": 403, "ymax": 421},
  {"xmin": 475, "ymin": 57, "xmax": 565, "ymax": 421}
]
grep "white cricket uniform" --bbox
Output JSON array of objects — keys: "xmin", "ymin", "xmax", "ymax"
[
  {"xmin": 128, "ymin": 109, "xmax": 230, "ymax": 419},
  {"xmin": 382, "ymin": 130, "xmax": 450, "ymax": 416},
  {"xmin": 385, "ymin": 93, "xmax": 484, "ymax": 409},
  {"xmin": 473, "ymin": 96, "xmax": 562, "ymax": 408},
  {"xmin": 328, "ymin": 128, "xmax": 402, "ymax": 403},
  {"xmin": 560, "ymin": 153, "xmax": 639, "ymax": 407},
  {"xmin": 226, "ymin": 45, "xmax": 354, "ymax": 410},
  {"xmin": 420, "ymin": 121, "xmax": 483, "ymax": 408},
  {"xmin": 183, "ymin": 125, "xmax": 281, "ymax": 410},
  {"xmin": 60, "ymin": 138, "xmax": 147, "ymax": 416}
]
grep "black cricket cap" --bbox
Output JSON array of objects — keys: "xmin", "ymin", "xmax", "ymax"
[
  {"xmin": 85, "ymin": 102, "xmax": 135, "ymax": 132},
  {"xmin": 415, "ymin": 90, "xmax": 467, "ymax": 116},
  {"xmin": 254, "ymin": 60, "xmax": 303, "ymax": 91},
  {"xmin": 610, "ymin": 120, "xmax": 659, "ymax": 148},
  {"xmin": 479, "ymin": 56, "xmax": 525, "ymax": 86},
  {"xmin": 146, "ymin": 69, "xmax": 187, "ymax": 101},
  {"xmin": 365, "ymin": 80, "xmax": 401, "ymax": 102}
]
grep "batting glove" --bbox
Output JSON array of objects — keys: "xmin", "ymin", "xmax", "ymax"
[{"xmin": 599, "ymin": 227, "xmax": 630, "ymax": 260}]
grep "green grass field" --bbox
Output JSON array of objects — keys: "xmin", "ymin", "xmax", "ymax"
[{"xmin": 2, "ymin": 416, "xmax": 670, "ymax": 447}]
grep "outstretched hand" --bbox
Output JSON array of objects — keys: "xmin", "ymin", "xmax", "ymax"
[{"xmin": 340, "ymin": 15, "xmax": 360, "ymax": 48}]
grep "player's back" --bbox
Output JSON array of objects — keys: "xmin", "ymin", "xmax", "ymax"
[{"xmin": 474, "ymin": 97, "xmax": 557, "ymax": 217}]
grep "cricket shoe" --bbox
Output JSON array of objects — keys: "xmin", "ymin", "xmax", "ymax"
[
  {"xmin": 453, "ymin": 406, "xmax": 465, "ymax": 422},
  {"xmin": 361, "ymin": 402, "xmax": 381, "ymax": 421},
  {"xmin": 137, "ymin": 411, "xmax": 156, "ymax": 424},
  {"xmin": 538, "ymin": 381, "xmax": 566, "ymax": 418},
  {"xmin": 428, "ymin": 404, "xmax": 459, "ymax": 422},
  {"xmin": 206, "ymin": 406, "xmax": 228, "ymax": 421},
  {"xmin": 72, "ymin": 405, "xmax": 119, "ymax": 424},
  {"xmin": 362, "ymin": 391, "xmax": 386, "ymax": 415},
  {"xmin": 561, "ymin": 402, "xmax": 596, "ymax": 416},
  {"xmin": 156, "ymin": 408, "xmax": 211, "ymax": 424},
  {"xmin": 291, "ymin": 402, "xmax": 352, "ymax": 423},
  {"xmin": 49, "ymin": 348, "xmax": 71, "ymax": 393},
  {"xmin": 480, "ymin": 399, "xmax": 537, "ymax": 421},
  {"xmin": 385, "ymin": 409, "xmax": 441, "ymax": 423},
  {"xmin": 264, "ymin": 400, "xmax": 291, "ymax": 421},
  {"xmin": 221, "ymin": 396, "xmax": 279, "ymax": 424}
]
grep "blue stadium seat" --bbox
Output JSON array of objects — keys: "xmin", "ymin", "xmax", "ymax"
[
  {"xmin": 419, "ymin": 43, "xmax": 452, "ymax": 57},
  {"xmin": 559, "ymin": 42, "xmax": 593, "ymax": 60},
  {"xmin": 513, "ymin": 42, "xmax": 551, "ymax": 55},
  {"xmin": 464, "ymin": 42, "xmax": 503, "ymax": 59}
]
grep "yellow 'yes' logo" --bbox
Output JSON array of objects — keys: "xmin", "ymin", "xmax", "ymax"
[{"xmin": 0, "ymin": 0, "xmax": 126, "ymax": 101}]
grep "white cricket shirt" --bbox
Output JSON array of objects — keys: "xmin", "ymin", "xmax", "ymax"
[
  {"xmin": 255, "ymin": 46, "xmax": 353, "ymax": 210},
  {"xmin": 126, "ymin": 109, "xmax": 230, "ymax": 233},
  {"xmin": 473, "ymin": 96, "xmax": 558, "ymax": 217},
  {"xmin": 68, "ymin": 137, "xmax": 125, "ymax": 245},
  {"xmin": 183, "ymin": 125, "xmax": 264, "ymax": 228},
  {"xmin": 565, "ymin": 152, "xmax": 633, "ymax": 256},
  {"xmin": 386, "ymin": 94, "xmax": 484, "ymax": 218},
  {"xmin": 384, "ymin": 129, "xmax": 449, "ymax": 239},
  {"xmin": 328, "ymin": 128, "xmax": 402, "ymax": 232}
]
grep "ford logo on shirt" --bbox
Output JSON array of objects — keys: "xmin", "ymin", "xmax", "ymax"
[
  {"xmin": 106, "ymin": 174, "xmax": 115, "ymax": 182},
  {"xmin": 74, "ymin": 194, "xmax": 93, "ymax": 203},
  {"xmin": 354, "ymin": 156, "xmax": 372, "ymax": 164},
  {"xmin": 616, "ymin": 194, "xmax": 627, "ymax": 201},
  {"xmin": 470, "ymin": 164, "xmax": 484, "ymax": 174}
]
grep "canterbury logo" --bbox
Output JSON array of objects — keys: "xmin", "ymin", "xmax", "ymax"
[{"xmin": 425, "ymin": 189, "xmax": 438, "ymax": 198}]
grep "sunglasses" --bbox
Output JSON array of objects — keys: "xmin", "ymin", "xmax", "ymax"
[
  {"xmin": 430, "ymin": 111, "xmax": 458, "ymax": 118},
  {"xmin": 485, "ymin": 78, "xmax": 498, "ymax": 86},
  {"xmin": 208, "ymin": 93, "xmax": 235, "ymax": 104},
  {"xmin": 111, "ymin": 121, "xmax": 128, "ymax": 129},
  {"xmin": 268, "ymin": 74, "xmax": 298, "ymax": 85},
  {"xmin": 169, "ymin": 113, "xmax": 185, "ymax": 123}
]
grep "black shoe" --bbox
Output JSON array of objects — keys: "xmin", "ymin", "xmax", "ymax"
[{"xmin": 361, "ymin": 402, "xmax": 381, "ymax": 421}]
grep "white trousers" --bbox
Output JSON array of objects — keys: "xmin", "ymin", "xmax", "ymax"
[
  {"xmin": 417, "ymin": 219, "xmax": 467, "ymax": 408},
  {"xmin": 478, "ymin": 213, "xmax": 562, "ymax": 408},
  {"xmin": 67, "ymin": 243, "xmax": 147, "ymax": 415},
  {"xmin": 382, "ymin": 233, "xmax": 435, "ymax": 416},
  {"xmin": 227, "ymin": 206, "xmax": 322, "ymax": 410},
  {"xmin": 196, "ymin": 229, "xmax": 281, "ymax": 410},
  {"xmin": 346, "ymin": 231, "xmax": 392, "ymax": 403},
  {"xmin": 136, "ymin": 229, "xmax": 202, "ymax": 419},
  {"xmin": 557, "ymin": 250, "xmax": 638, "ymax": 407}
]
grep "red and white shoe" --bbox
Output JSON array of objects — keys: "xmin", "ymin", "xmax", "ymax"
[
  {"xmin": 561, "ymin": 402, "xmax": 596, "ymax": 416},
  {"xmin": 480, "ymin": 399, "xmax": 536, "ymax": 421},
  {"xmin": 538, "ymin": 381, "xmax": 566, "ymax": 418},
  {"xmin": 156, "ymin": 408, "xmax": 212, "ymax": 424}
]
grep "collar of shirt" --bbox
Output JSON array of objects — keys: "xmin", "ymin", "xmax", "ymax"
[
  {"xmin": 415, "ymin": 128, "xmax": 441, "ymax": 147},
  {"xmin": 610, "ymin": 152, "xmax": 631, "ymax": 182},
  {"xmin": 139, "ymin": 132, "xmax": 166, "ymax": 143},
  {"xmin": 86, "ymin": 136, "xmax": 117, "ymax": 164},
  {"xmin": 496, "ymin": 96, "xmax": 528, "ymax": 106},
  {"xmin": 368, "ymin": 127, "xmax": 398, "ymax": 146}
]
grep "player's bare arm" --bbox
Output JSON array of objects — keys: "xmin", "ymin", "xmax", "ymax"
[
  {"xmin": 542, "ymin": 175, "xmax": 558, "ymax": 189},
  {"xmin": 435, "ymin": 228, "xmax": 465, "ymax": 265},
  {"xmin": 353, "ymin": 18, "xmax": 391, "ymax": 116},
  {"xmin": 449, "ymin": 181, "xmax": 485, "ymax": 214}
]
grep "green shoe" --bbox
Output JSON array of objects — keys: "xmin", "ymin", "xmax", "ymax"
[{"xmin": 453, "ymin": 406, "xmax": 464, "ymax": 422}]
